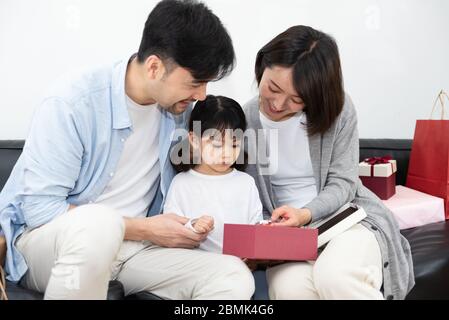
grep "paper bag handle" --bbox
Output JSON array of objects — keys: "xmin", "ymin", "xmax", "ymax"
[{"xmin": 430, "ymin": 90, "xmax": 449, "ymax": 120}]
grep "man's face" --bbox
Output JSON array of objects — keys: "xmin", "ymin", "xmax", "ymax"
[{"xmin": 154, "ymin": 64, "xmax": 208, "ymax": 115}]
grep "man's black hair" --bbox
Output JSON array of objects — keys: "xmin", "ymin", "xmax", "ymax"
[{"xmin": 137, "ymin": 0, "xmax": 235, "ymax": 82}]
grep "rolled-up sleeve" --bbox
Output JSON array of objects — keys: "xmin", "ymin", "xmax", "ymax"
[{"xmin": 18, "ymin": 97, "xmax": 84, "ymax": 228}]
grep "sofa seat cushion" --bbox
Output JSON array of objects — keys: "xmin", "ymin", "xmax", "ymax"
[
  {"xmin": 5, "ymin": 280, "xmax": 125, "ymax": 300},
  {"xmin": 401, "ymin": 221, "xmax": 449, "ymax": 299}
]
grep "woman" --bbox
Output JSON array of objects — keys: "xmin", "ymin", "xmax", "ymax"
[{"xmin": 243, "ymin": 25, "xmax": 414, "ymax": 300}]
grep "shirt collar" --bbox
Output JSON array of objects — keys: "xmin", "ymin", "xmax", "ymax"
[{"xmin": 110, "ymin": 54, "xmax": 134, "ymax": 129}]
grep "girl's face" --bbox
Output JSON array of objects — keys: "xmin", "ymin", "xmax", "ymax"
[
  {"xmin": 258, "ymin": 66, "xmax": 305, "ymax": 121},
  {"xmin": 189, "ymin": 130, "xmax": 242, "ymax": 174}
]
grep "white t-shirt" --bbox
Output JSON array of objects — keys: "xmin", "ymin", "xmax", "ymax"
[
  {"xmin": 95, "ymin": 95, "xmax": 162, "ymax": 217},
  {"xmin": 163, "ymin": 168, "xmax": 263, "ymax": 253},
  {"xmin": 259, "ymin": 110, "xmax": 317, "ymax": 209}
]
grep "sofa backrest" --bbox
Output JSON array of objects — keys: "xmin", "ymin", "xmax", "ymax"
[
  {"xmin": 0, "ymin": 140, "xmax": 24, "ymax": 192},
  {"xmin": 0, "ymin": 139, "xmax": 413, "ymax": 192}
]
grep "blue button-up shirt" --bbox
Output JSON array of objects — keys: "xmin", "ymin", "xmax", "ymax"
[{"xmin": 0, "ymin": 56, "xmax": 189, "ymax": 282}]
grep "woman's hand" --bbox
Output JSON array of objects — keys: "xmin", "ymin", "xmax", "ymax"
[{"xmin": 270, "ymin": 206, "xmax": 312, "ymax": 227}]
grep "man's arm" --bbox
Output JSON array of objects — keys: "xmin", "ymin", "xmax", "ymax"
[
  {"xmin": 124, "ymin": 214, "xmax": 206, "ymax": 247},
  {"xmin": 68, "ymin": 205, "xmax": 206, "ymax": 248},
  {"xmin": 304, "ymin": 94, "xmax": 359, "ymax": 223},
  {"xmin": 20, "ymin": 98, "xmax": 84, "ymax": 229}
]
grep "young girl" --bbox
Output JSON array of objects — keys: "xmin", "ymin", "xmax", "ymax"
[{"xmin": 163, "ymin": 95, "xmax": 263, "ymax": 254}]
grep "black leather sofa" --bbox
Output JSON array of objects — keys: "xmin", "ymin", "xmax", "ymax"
[{"xmin": 1, "ymin": 139, "xmax": 449, "ymax": 299}]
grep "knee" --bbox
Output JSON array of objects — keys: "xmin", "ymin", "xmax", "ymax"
[
  {"xmin": 267, "ymin": 264, "xmax": 316, "ymax": 300},
  {"xmin": 268, "ymin": 278, "xmax": 300, "ymax": 300},
  {"xmin": 267, "ymin": 269, "xmax": 290, "ymax": 300},
  {"xmin": 214, "ymin": 256, "xmax": 255, "ymax": 299},
  {"xmin": 59, "ymin": 204, "xmax": 125, "ymax": 265},
  {"xmin": 68, "ymin": 204, "xmax": 124, "ymax": 236},
  {"xmin": 313, "ymin": 262, "xmax": 351, "ymax": 299}
]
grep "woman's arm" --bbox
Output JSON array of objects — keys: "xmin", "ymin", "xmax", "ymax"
[{"xmin": 304, "ymin": 94, "xmax": 360, "ymax": 223}]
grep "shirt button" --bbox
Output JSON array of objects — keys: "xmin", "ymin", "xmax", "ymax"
[
  {"xmin": 121, "ymin": 138, "xmax": 125, "ymax": 142},
  {"xmin": 384, "ymin": 262, "xmax": 389, "ymax": 268},
  {"xmin": 109, "ymin": 172, "xmax": 114, "ymax": 177}
]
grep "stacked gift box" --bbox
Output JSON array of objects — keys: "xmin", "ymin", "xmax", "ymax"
[
  {"xmin": 359, "ymin": 156, "xmax": 397, "ymax": 200},
  {"xmin": 359, "ymin": 155, "xmax": 445, "ymax": 230}
]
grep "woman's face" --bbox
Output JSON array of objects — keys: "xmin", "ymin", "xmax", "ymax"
[{"xmin": 258, "ymin": 66, "xmax": 305, "ymax": 121}]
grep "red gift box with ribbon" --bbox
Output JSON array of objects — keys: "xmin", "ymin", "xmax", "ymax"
[{"xmin": 359, "ymin": 156, "xmax": 397, "ymax": 200}]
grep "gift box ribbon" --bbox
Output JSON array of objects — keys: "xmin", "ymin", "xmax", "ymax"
[{"xmin": 363, "ymin": 156, "xmax": 394, "ymax": 177}]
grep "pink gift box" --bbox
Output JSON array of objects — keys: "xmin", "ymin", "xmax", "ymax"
[
  {"xmin": 382, "ymin": 185, "xmax": 445, "ymax": 230},
  {"xmin": 223, "ymin": 224, "xmax": 318, "ymax": 261}
]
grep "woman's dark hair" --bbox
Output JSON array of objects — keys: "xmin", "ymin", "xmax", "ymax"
[
  {"xmin": 255, "ymin": 25, "xmax": 344, "ymax": 136},
  {"xmin": 172, "ymin": 95, "xmax": 248, "ymax": 172},
  {"xmin": 137, "ymin": 0, "xmax": 235, "ymax": 82}
]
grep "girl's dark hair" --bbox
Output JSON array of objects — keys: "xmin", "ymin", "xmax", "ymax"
[
  {"xmin": 255, "ymin": 25, "xmax": 344, "ymax": 136},
  {"xmin": 172, "ymin": 95, "xmax": 248, "ymax": 172}
]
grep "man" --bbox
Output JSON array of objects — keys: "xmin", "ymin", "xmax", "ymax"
[{"xmin": 0, "ymin": 0, "xmax": 255, "ymax": 299}]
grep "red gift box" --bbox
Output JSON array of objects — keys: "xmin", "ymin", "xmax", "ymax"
[
  {"xmin": 360, "ymin": 173, "xmax": 396, "ymax": 200},
  {"xmin": 359, "ymin": 156, "xmax": 397, "ymax": 200},
  {"xmin": 222, "ymin": 224, "xmax": 318, "ymax": 261}
]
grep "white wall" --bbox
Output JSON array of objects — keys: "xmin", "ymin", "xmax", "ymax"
[{"xmin": 1, "ymin": 0, "xmax": 448, "ymax": 139}]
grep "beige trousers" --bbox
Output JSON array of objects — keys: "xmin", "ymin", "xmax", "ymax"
[
  {"xmin": 15, "ymin": 204, "xmax": 255, "ymax": 300},
  {"xmin": 266, "ymin": 224, "xmax": 384, "ymax": 300}
]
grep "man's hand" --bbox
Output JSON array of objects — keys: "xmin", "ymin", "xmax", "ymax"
[
  {"xmin": 191, "ymin": 215, "xmax": 214, "ymax": 234},
  {"xmin": 71, "ymin": 203, "xmax": 208, "ymax": 249},
  {"xmin": 124, "ymin": 213, "xmax": 208, "ymax": 248},
  {"xmin": 270, "ymin": 206, "xmax": 312, "ymax": 227}
]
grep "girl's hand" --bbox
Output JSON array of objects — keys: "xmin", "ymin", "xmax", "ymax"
[
  {"xmin": 270, "ymin": 206, "xmax": 312, "ymax": 227},
  {"xmin": 192, "ymin": 215, "xmax": 214, "ymax": 234}
]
